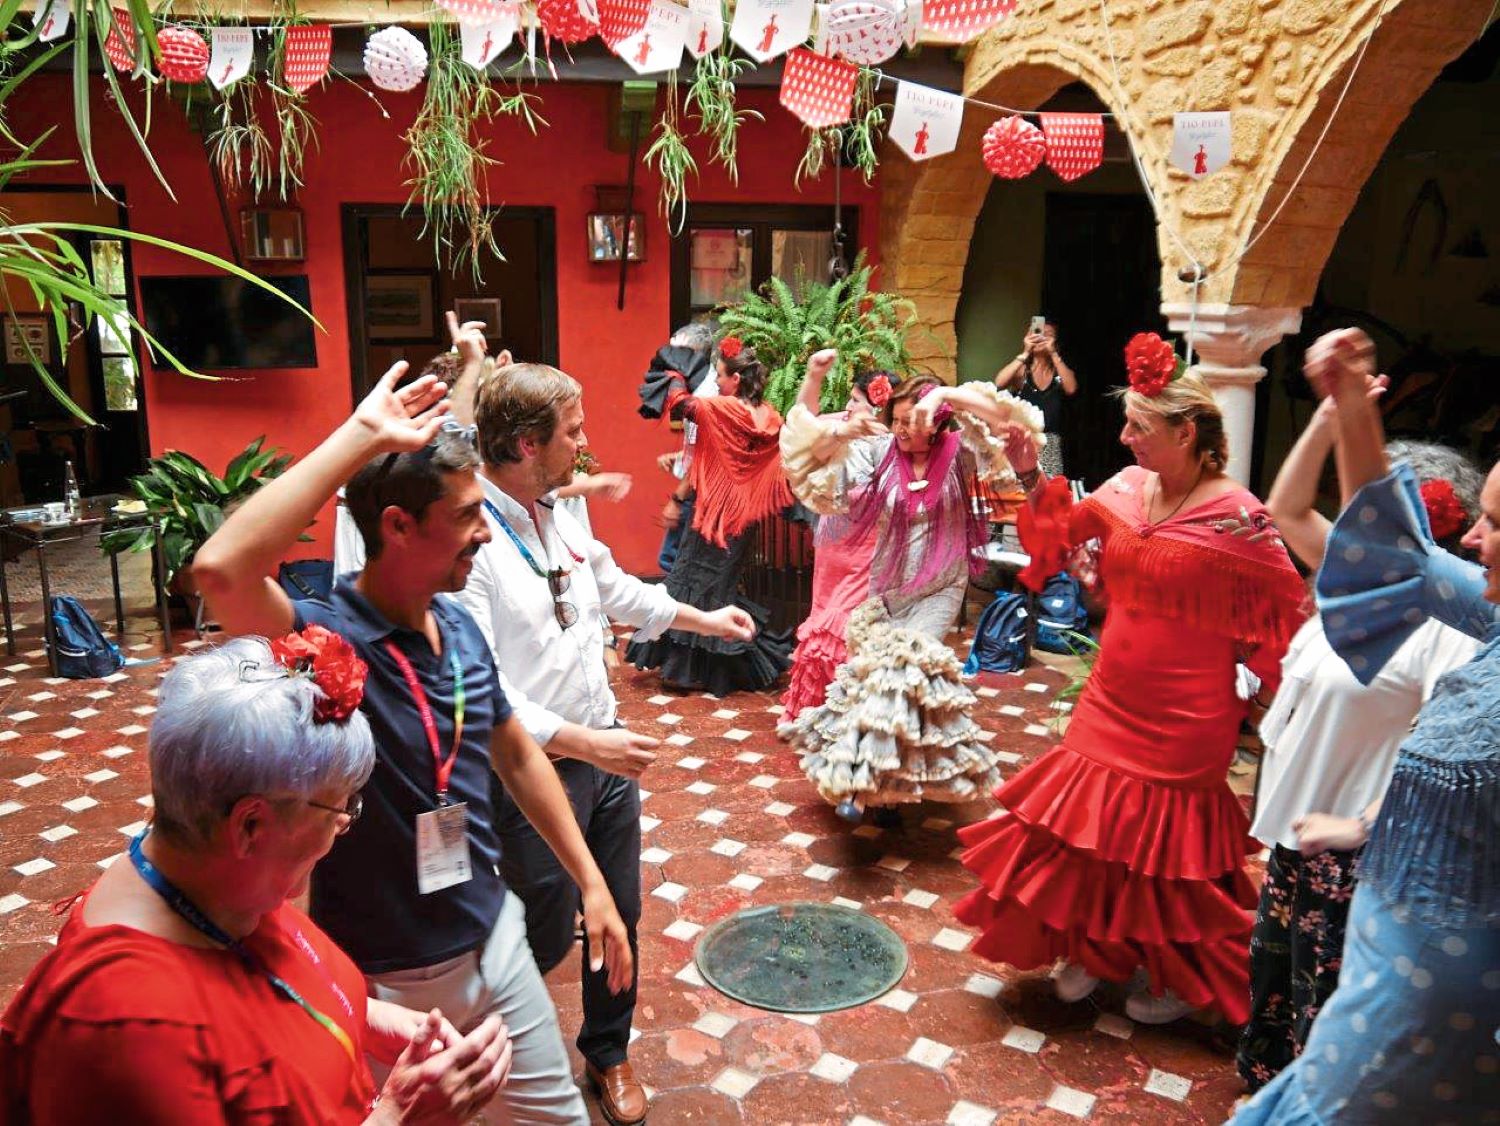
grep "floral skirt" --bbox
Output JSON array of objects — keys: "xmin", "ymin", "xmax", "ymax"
[{"xmin": 1236, "ymin": 845, "xmax": 1360, "ymax": 1092}]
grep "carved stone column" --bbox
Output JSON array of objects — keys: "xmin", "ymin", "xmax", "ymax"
[{"xmin": 1160, "ymin": 304, "xmax": 1303, "ymax": 486}]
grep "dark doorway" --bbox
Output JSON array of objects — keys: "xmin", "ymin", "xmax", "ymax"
[
  {"xmin": 1040, "ymin": 193, "xmax": 1166, "ymax": 489},
  {"xmin": 340, "ymin": 206, "xmax": 559, "ymax": 400}
]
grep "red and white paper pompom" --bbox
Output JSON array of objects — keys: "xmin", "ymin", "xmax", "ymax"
[
  {"xmin": 536, "ymin": 0, "xmax": 601, "ymax": 43},
  {"xmin": 982, "ymin": 115, "xmax": 1045, "ymax": 179},
  {"xmin": 102, "ymin": 10, "xmax": 138, "ymax": 73},
  {"xmin": 157, "ymin": 25, "xmax": 211, "ymax": 83},
  {"xmin": 364, "ymin": 26, "xmax": 429, "ymax": 92}
]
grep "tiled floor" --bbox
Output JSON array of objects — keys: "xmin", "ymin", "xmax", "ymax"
[{"xmin": 0, "ymin": 608, "xmax": 1249, "ymax": 1124}]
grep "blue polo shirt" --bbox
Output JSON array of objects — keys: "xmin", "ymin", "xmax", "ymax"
[{"xmin": 294, "ymin": 576, "xmax": 513, "ymax": 974}]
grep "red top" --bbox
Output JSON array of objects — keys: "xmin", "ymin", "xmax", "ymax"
[{"xmin": 1, "ymin": 894, "xmax": 375, "ymax": 1125}]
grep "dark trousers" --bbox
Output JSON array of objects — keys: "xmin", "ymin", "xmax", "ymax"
[
  {"xmin": 1236, "ymin": 843, "xmax": 1360, "ymax": 1092},
  {"xmin": 495, "ymin": 758, "xmax": 642, "ymax": 1069},
  {"xmin": 656, "ymin": 494, "xmax": 694, "ymax": 573}
]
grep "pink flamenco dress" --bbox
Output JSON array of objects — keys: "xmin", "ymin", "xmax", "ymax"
[{"xmin": 954, "ymin": 469, "xmax": 1307, "ymax": 1022}]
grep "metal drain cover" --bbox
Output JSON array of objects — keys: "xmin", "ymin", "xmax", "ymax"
[{"xmin": 695, "ymin": 902, "xmax": 908, "ymax": 1013}]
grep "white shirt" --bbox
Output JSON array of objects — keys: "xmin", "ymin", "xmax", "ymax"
[
  {"xmin": 453, "ymin": 475, "xmax": 679, "ymax": 746},
  {"xmin": 1250, "ymin": 613, "xmax": 1478, "ymax": 849}
]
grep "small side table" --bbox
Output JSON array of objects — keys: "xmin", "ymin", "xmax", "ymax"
[{"xmin": 0, "ymin": 495, "xmax": 174, "ymax": 674}]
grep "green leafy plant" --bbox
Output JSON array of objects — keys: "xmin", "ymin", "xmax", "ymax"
[
  {"xmin": 99, "ymin": 438, "xmax": 294, "ymax": 582},
  {"xmin": 685, "ymin": 46, "xmax": 760, "ymax": 184},
  {"xmin": 717, "ymin": 252, "xmax": 918, "ymax": 416},
  {"xmin": 644, "ymin": 71, "xmax": 696, "ymax": 235},
  {"xmin": 796, "ymin": 66, "xmax": 887, "ymax": 186},
  {"xmin": 1049, "ymin": 629, "xmax": 1100, "ymax": 732}
]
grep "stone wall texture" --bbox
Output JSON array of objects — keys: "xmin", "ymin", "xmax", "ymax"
[{"xmin": 886, "ymin": 0, "xmax": 1492, "ymax": 376}]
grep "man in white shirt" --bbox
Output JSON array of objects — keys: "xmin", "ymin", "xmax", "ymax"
[{"xmin": 459, "ymin": 361, "xmax": 753, "ymax": 1125}]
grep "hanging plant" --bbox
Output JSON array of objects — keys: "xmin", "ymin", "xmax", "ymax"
[
  {"xmin": 643, "ymin": 70, "xmax": 696, "ymax": 234},
  {"xmin": 206, "ymin": 80, "xmax": 275, "ymax": 198},
  {"xmin": 685, "ymin": 46, "xmax": 760, "ymax": 185},
  {"xmin": 794, "ymin": 65, "xmax": 886, "ymax": 186},
  {"xmin": 265, "ymin": 13, "xmax": 321, "ymax": 199}
]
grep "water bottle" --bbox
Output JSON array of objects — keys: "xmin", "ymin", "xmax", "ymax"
[{"xmin": 63, "ymin": 460, "xmax": 80, "ymax": 517}]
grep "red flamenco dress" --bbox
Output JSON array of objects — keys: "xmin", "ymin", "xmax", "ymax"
[{"xmin": 954, "ymin": 468, "xmax": 1306, "ymax": 1022}]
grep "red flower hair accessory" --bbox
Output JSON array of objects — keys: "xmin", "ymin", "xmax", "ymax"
[
  {"xmin": 718, "ymin": 336, "xmax": 743, "ymax": 360},
  {"xmin": 1124, "ymin": 332, "xmax": 1179, "ymax": 397},
  {"xmin": 865, "ymin": 374, "xmax": 893, "ymax": 407},
  {"xmin": 1419, "ymin": 478, "xmax": 1467, "ymax": 541},
  {"xmin": 269, "ymin": 625, "xmax": 368, "ymax": 724}
]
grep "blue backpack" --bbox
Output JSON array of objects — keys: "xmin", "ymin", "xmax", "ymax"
[
  {"xmin": 963, "ymin": 591, "xmax": 1032, "ymax": 675},
  {"xmin": 1034, "ymin": 572, "xmax": 1091, "ymax": 655},
  {"xmin": 49, "ymin": 595, "xmax": 125, "ymax": 679}
]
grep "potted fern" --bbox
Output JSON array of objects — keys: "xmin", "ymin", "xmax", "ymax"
[{"xmin": 717, "ymin": 253, "xmax": 919, "ymax": 416}]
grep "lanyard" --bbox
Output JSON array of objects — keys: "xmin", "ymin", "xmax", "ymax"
[
  {"xmin": 128, "ymin": 831, "xmax": 359, "ymax": 1064},
  {"xmin": 383, "ymin": 637, "xmax": 466, "ymax": 801},
  {"xmin": 483, "ymin": 499, "xmax": 583, "ymax": 578}
]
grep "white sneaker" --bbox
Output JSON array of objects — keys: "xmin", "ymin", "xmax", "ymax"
[
  {"xmin": 1125, "ymin": 989, "xmax": 1197, "ymax": 1024},
  {"xmin": 1052, "ymin": 962, "xmax": 1100, "ymax": 1003}
]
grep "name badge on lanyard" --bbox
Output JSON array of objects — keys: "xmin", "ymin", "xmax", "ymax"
[{"xmin": 384, "ymin": 637, "xmax": 474, "ymax": 895}]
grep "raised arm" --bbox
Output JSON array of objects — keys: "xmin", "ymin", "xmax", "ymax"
[
  {"xmin": 1048, "ymin": 348, "xmax": 1079, "ymax": 395},
  {"xmin": 795, "ymin": 348, "xmax": 839, "ymax": 414},
  {"xmin": 1265, "ymin": 400, "xmax": 1338, "ymax": 572},
  {"xmin": 1305, "ymin": 328, "xmax": 1389, "ymax": 500},
  {"xmin": 995, "ymin": 353, "xmax": 1026, "ymax": 391},
  {"xmin": 193, "ymin": 364, "xmax": 450, "ymax": 637}
]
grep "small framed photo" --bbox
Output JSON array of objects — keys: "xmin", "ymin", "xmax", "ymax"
[
  {"xmin": 366, "ymin": 272, "xmax": 437, "ymax": 341},
  {"xmin": 453, "ymin": 297, "xmax": 502, "ymax": 339},
  {"xmin": 3, "ymin": 314, "xmax": 53, "ymax": 366},
  {"xmin": 587, "ymin": 213, "xmax": 645, "ymax": 263}
]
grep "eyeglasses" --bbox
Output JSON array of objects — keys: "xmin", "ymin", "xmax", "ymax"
[
  {"xmin": 305, "ymin": 792, "xmax": 364, "ymax": 834},
  {"xmin": 548, "ymin": 568, "xmax": 578, "ymax": 630}
]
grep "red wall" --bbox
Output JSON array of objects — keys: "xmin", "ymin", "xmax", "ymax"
[{"xmin": 8, "ymin": 75, "xmax": 881, "ymax": 572}]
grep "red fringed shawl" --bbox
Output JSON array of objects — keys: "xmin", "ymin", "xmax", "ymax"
[{"xmin": 666, "ymin": 379, "xmax": 793, "ymax": 548}]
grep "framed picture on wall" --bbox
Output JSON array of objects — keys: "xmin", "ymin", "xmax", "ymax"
[
  {"xmin": 3, "ymin": 314, "xmax": 53, "ymax": 366},
  {"xmin": 366, "ymin": 272, "xmax": 437, "ymax": 341},
  {"xmin": 586, "ymin": 213, "xmax": 645, "ymax": 263},
  {"xmin": 453, "ymin": 297, "xmax": 502, "ymax": 339}
]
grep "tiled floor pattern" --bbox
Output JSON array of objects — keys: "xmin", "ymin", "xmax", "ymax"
[{"xmin": 0, "ymin": 609, "xmax": 1247, "ymax": 1124}]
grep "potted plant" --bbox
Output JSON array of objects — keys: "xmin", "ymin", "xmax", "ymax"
[{"xmin": 100, "ymin": 437, "xmax": 293, "ymax": 594}]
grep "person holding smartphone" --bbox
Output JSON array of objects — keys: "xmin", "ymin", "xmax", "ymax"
[{"xmin": 995, "ymin": 317, "xmax": 1077, "ymax": 477}]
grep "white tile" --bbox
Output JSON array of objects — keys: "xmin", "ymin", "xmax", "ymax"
[
  {"xmin": 116, "ymin": 724, "xmax": 147, "ymax": 736},
  {"xmin": 131, "ymin": 705, "xmax": 156, "ymax": 716},
  {"xmin": 851, "ymin": 825, "xmax": 883, "ymax": 839},
  {"xmin": 810, "ymin": 1052, "xmax": 858, "ymax": 1083},
  {"xmin": 5, "ymin": 663, "xmax": 32, "ymax": 673},
  {"xmin": 1024, "ymin": 724, "xmax": 1050, "ymax": 737},
  {"xmin": 748, "ymin": 774, "xmax": 778, "ymax": 789},
  {"xmin": 0, "ymin": 801, "xmax": 22, "ymax": 817},
  {"xmin": 639, "ymin": 815, "xmax": 661, "ymax": 832},
  {"xmin": 932, "ymin": 927, "xmax": 972, "ymax": 952},
  {"xmin": 803, "ymin": 863, "xmax": 837, "ymax": 882},
  {"xmin": 96, "ymin": 853, "xmax": 123, "ymax": 869},
  {"xmin": 710, "ymin": 838, "xmax": 745, "ymax": 858},
  {"xmin": 656, "ymin": 713, "xmax": 682, "ymax": 726},
  {"xmin": 764, "ymin": 801, "xmax": 795, "ymax": 817},
  {"xmin": 733, "ymin": 750, "xmax": 764, "ymax": 764},
  {"xmin": 1143, "ymin": 1069, "xmax": 1192, "ymax": 1101},
  {"xmin": 9, "ymin": 711, "xmax": 38, "ymax": 722},
  {"xmin": 728, "ymin": 873, "xmax": 762, "ymax": 892},
  {"xmin": 692, "ymin": 1011, "xmax": 739, "ymax": 1039},
  {"xmin": 877, "ymin": 988, "xmax": 918, "ymax": 1013},
  {"xmin": 676, "ymin": 755, "xmax": 706, "ymax": 770},
  {"xmin": 33, "ymin": 750, "xmax": 65, "ymax": 763},
  {"xmin": 665, "ymin": 733, "xmax": 695, "ymax": 747},
  {"xmin": 998, "ymin": 704, "xmax": 1025, "ymax": 717},
  {"xmin": 674, "ymin": 961, "xmax": 706, "ymax": 986},
  {"xmin": 1045, "ymin": 1085, "xmax": 1096, "ymax": 1118},
  {"xmin": 0, "ymin": 677, "xmax": 13, "ymax": 687},
  {"xmin": 686, "ymin": 780, "xmax": 717, "ymax": 796},
  {"xmin": 663, "ymin": 919, "xmax": 703, "ymax": 942},
  {"xmin": 963, "ymin": 973, "xmax": 1004, "ymax": 999},
  {"xmin": 903, "ymin": 889, "xmax": 939, "ymax": 909},
  {"xmin": 1024, "ymin": 682, "xmax": 1050, "ymax": 694},
  {"xmin": 831, "ymin": 896, "xmax": 862, "ymax": 910},
  {"xmin": 70, "ymin": 708, "xmax": 100, "ymax": 720},
  {"xmin": 101, "ymin": 746, "xmax": 134, "ymax": 759},
  {"xmin": 61, "ymin": 796, "xmax": 97, "ymax": 813},
  {"xmin": 1093, "ymin": 1013, "xmax": 1134, "ymax": 1040},
  {"xmin": 118, "ymin": 820, "xmax": 148, "ymax": 837},
  {"xmin": 781, "ymin": 831, "xmax": 815, "ymax": 848},
  {"xmin": 695, "ymin": 809, "xmax": 728, "ymax": 826},
  {"xmin": 711, "ymin": 708, "xmax": 739, "ymax": 720},
  {"xmin": 85, "ymin": 689, "xmax": 114, "ymax": 699},
  {"xmin": 1002, "ymin": 1026, "xmax": 1045, "ymax": 1053},
  {"xmin": 976, "ymin": 730, "xmax": 997, "ymax": 743},
  {"xmin": 0, "ymin": 893, "xmax": 30, "ymax": 914},
  {"xmin": 722, "ymin": 728, "xmax": 751, "ymax": 742},
  {"xmin": 0, "ymin": 731, "xmax": 19, "ymax": 742},
  {"xmin": 26, "ymin": 691, "xmax": 56, "ymax": 702},
  {"xmin": 647, "ymin": 695, "xmax": 674, "ymax": 706},
  {"xmin": 766, "ymin": 704, "xmax": 784, "ymax": 716},
  {"xmin": 785, "ymin": 1011, "xmax": 820, "ymax": 1026},
  {"xmin": 136, "ymin": 794, "xmax": 154, "ymax": 808},
  {"xmin": 710, "ymin": 1067, "xmax": 759, "ymax": 1098},
  {"xmin": 13, "ymin": 772, "xmax": 48, "ymax": 788},
  {"xmin": 906, "ymin": 1036, "xmax": 954, "ymax": 1070},
  {"xmin": 39, "ymin": 825, "xmax": 76, "ymax": 843},
  {"xmin": 52, "ymin": 727, "xmax": 85, "ymax": 740},
  {"xmin": 85, "ymin": 769, "xmax": 119, "ymax": 784},
  {"xmin": 975, "ymin": 686, "xmax": 1000, "ymax": 698},
  {"xmin": 921, "ymin": 817, "xmax": 953, "ymax": 831},
  {"xmin": 651, "ymin": 881, "xmax": 687, "ymax": 904},
  {"xmin": 876, "ymin": 854, "xmax": 910, "ymax": 872},
  {"xmin": 181, "ymin": 640, "xmax": 206, "ymax": 650},
  {"xmin": 13, "ymin": 858, "xmax": 56, "ymax": 877},
  {"xmin": 849, "ymin": 1118, "xmax": 886, "ymax": 1126},
  {"xmin": 948, "ymin": 1101, "xmax": 997, "ymax": 1126},
  {"xmin": 640, "ymin": 847, "xmax": 673, "ymax": 864},
  {"xmin": 995, "ymin": 751, "xmax": 1023, "ymax": 765},
  {"xmin": 638, "ymin": 789, "xmax": 652, "ymax": 802}
]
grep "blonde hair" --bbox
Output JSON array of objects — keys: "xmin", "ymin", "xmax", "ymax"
[
  {"xmin": 474, "ymin": 362, "xmax": 582, "ymax": 466},
  {"xmin": 1114, "ymin": 371, "xmax": 1228, "ymax": 475}
]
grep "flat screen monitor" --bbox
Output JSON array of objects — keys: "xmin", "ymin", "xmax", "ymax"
[{"xmin": 138, "ymin": 274, "xmax": 317, "ymax": 370}]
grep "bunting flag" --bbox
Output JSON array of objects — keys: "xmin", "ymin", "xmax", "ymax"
[
  {"xmin": 1170, "ymin": 111, "xmax": 1231, "ymax": 179},
  {"xmin": 685, "ymin": 0, "xmax": 723, "ymax": 59},
  {"xmin": 536, "ymin": 0, "xmax": 600, "ymax": 43},
  {"xmin": 982, "ymin": 115, "xmax": 1045, "ymax": 179},
  {"xmin": 922, "ymin": 0, "xmax": 1015, "ymax": 41},
  {"xmin": 461, "ymin": 10, "xmax": 519, "ymax": 68},
  {"xmin": 208, "ymin": 27, "xmax": 254, "ymax": 90},
  {"xmin": 615, "ymin": 0, "xmax": 689, "ymax": 74},
  {"xmin": 598, "ymin": 0, "xmax": 651, "ymax": 47},
  {"xmin": 32, "ymin": 0, "xmax": 70, "ymax": 44},
  {"xmin": 1040, "ymin": 112, "xmax": 1104, "ymax": 181},
  {"xmin": 778, "ymin": 47, "xmax": 857, "ymax": 129},
  {"xmin": 436, "ymin": 0, "xmax": 516, "ymax": 23},
  {"xmin": 889, "ymin": 80, "xmax": 963, "ymax": 161},
  {"xmin": 283, "ymin": 24, "xmax": 332, "ymax": 93},
  {"xmin": 102, "ymin": 11, "xmax": 138, "ymax": 73},
  {"xmin": 730, "ymin": 0, "xmax": 815, "ymax": 63}
]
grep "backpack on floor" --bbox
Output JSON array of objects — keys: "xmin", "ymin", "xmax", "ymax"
[
  {"xmin": 49, "ymin": 595, "xmax": 125, "ymax": 679},
  {"xmin": 963, "ymin": 590, "xmax": 1032, "ymax": 675},
  {"xmin": 1034, "ymin": 572, "xmax": 1091, "ymax": 655}
]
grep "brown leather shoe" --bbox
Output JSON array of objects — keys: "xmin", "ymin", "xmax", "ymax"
[{"xmin": 585, "ymin": 1060, "xmax": 648, "ymax": 1125}]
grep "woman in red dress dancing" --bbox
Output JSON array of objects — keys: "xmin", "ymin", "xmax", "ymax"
[{"xmin": 955, "ymin": 337, "xmax": 1306, "ymax": 1024}]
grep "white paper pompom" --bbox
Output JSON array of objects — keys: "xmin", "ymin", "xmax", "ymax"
[{"xmin": 364, "ymin": 26, "xmax": 428, "ymax": 92}]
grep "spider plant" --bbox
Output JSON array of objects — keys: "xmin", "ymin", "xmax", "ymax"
[
  {"xmin": 795, "ymin": 66, "xmax": 887, "ymax": 186},
  {"xmin": 1049, "ymin": 629, "xmax": 1100, "ymax": 733},
  {"xmin": 685, "ymin": 45, "xmax": 760, "ymax": 184},
  {"xmin": 644, "ymin": 70, "xmax": 696, "ymax": 235}
]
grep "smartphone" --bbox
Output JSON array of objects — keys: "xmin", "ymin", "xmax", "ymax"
[{"xmin": 1029, "ymin": 315, "xmax": 1047, "ymax": 336}]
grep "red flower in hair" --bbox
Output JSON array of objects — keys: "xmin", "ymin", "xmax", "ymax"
[
  {"xmin": 1420, "ymin": 478, "xmax": 1466, "ymax": 541},
  {"xmin": 718, "ymin": 336, "xmax": 743, "ymax": 360},
  {"xmin": 1124, "ymin": 332, "xmax": 1178, "ymax": 397},
  {"xmin": 270, "ymin": 625, "xmax": 368, "ymax": 724},
  {"xmin": 865, "ymin": 375, "xmax": 892, "ymax": 408}
]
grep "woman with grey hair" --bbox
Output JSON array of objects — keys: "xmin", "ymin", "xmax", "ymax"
[{"xmin": 0, "ymin": 634, "xmax": 512, "ymax": 1124}]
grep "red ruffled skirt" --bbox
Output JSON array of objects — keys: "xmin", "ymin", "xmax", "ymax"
[
  {"xmin": 780, "ymin": 525, "xmax": 876, "ymax": 721},
  {"xmin": 955, "ymin": 609, "xmax": 1258, "ymax": 1023}
]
